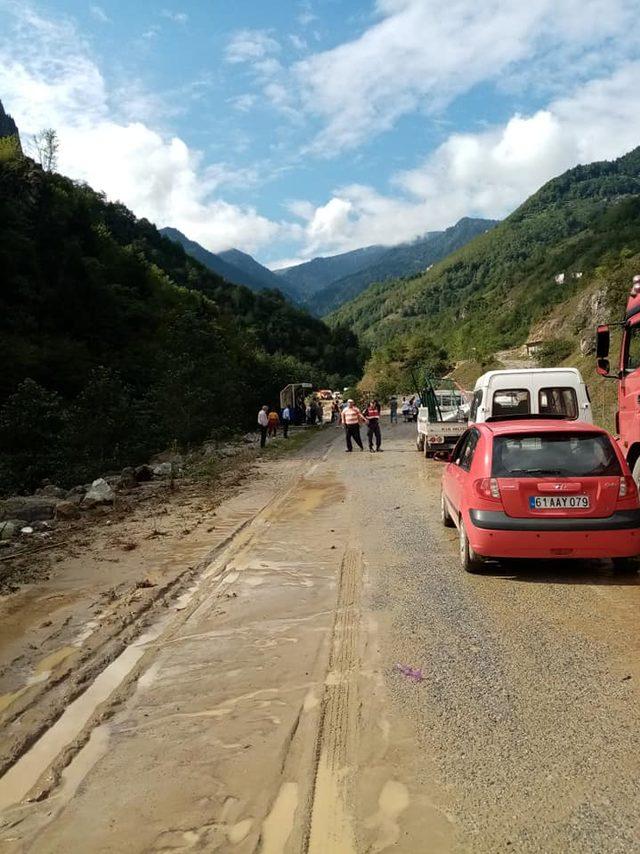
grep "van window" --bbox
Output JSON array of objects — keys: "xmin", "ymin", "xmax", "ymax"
[
  {"xmin": 492, "ymin": 433, "xmax": 621, "ymax": 477},
  {"xmin": 491, "ymin": 389, "xmax": 530, "ymax": 417},
  {"xmin": 469, "ymin": 389, "xmax": 482, "ymax": 422},
  {"xmin": 539, "ymin": 387, "xmax": 578, "ymax": 419}
]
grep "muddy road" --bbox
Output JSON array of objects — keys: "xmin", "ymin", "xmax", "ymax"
[{"xmin": 0, "ymin": 422, "xmax": 639, "ymax": 853}]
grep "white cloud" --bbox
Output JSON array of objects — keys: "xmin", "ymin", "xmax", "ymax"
[
  {"xmin": 294, "ymin": 0, "xmax": 640, "ymax": 154},
  {"xmin": 291, "ymin": 62, "xmax": 640, "ymax": 256},
  {"xmin": 0, "ymin": 5, "xmax": 284, "ymax": 254},
  {"xmin": 227, "ymin": 93, "xmax": 257, "ymax": 113},
  {"xmin": 161, "ymin": 9, "xmax": 188, "ymax": 24},
  {"xmin": 288, "ymin": 34, "xmax": 307, "ymax": 51},
  {"xmin": 90, "ymin": 5, "xmax": 109, "ymax": 23},
  {"xmin": 224, "ymin": 29, "xmax": 280, "ymax": 64}
]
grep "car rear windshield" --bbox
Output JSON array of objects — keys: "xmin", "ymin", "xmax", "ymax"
[{"xmin": 491, "ymin": 432, "xmax": 622, "ymax": 478}]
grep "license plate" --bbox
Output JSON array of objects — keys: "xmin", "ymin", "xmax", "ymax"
[{"xmin": 529, "ymin": 495, "xmax": 590, "ymax": 510}]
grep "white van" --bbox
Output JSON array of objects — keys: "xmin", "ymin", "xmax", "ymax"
[{"xmin": 468, "ymin": 368, "xmax": 593, "ymax": 424}]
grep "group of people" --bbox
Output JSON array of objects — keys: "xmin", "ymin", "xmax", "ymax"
[
  {"xmin": 258, "ymin": 392, "xmax": 415, "ymax": 452},
  {"xmin": 256, "ymin": 397, "xmax": 327, "ymax": 448},
  {"xmin": 339, "ymin": 398, "xmax": 383, "ymax": 453}
]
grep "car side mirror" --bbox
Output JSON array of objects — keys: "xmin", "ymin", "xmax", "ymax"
[{"xmin": 596, "ymin": 357, "xmax": 610, "ymax": 377}]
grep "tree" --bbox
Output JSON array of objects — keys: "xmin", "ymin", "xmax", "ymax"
[{"xmin": 31, "ymin": 128, "xmax": 59, "ymax": 172}]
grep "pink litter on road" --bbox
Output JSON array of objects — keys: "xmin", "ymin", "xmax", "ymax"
[{"xmin": 394, "ymin": 664, "xmax": 424, "ymax": 683}]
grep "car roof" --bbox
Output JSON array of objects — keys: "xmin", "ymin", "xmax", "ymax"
[
  {"xmin": 480, "ymin": 418, "xmax": 607, "ymax": 437},
  {"xmin": 475, "ymin": 367, "xmax": 582, "ymax": 385}
]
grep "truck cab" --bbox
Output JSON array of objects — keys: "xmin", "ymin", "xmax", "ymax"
[
  {"xmin": 469, "ymin": 368, "xmax": 593, "ymax": 425},
  {"xmin": 596, "ymin": 274, "xmax": 640, "ymax": 482}
]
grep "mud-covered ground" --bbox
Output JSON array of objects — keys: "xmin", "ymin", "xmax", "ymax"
[{"xmin": 0, "ymin": 421, "xmax": 638, "ymax": 853}]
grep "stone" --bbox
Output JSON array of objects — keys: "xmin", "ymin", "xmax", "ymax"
[
  {"xmin": 0, "ymin": 497, "xmax": 57, "ymax": 523},
  {"xmin": 118, "ymin": 467, "xmax": 137, "ymax": 489},
  {"xmin": 81, "ymin": 478, "xmax": 115, "ymax": 507},
  {"xmin": 134, "ymin": 464, "xmax": 154, "ymax": 482},
  {"xmin": 151, "ymin": 462, "xmax": 174, "ymax": 477},
  {"xmin": 580, "ymin": 334, "xmax": 596, "ymax": 356},
  {"xmin": 0, "ymin": 521, "xmax": 17, "ymax": 540},
  {"xmin": 56, "ymin": 500, "xmax": 81, "ymax": 520},
  {"xmin": 243, "ymin": 433, "xmax": 258, "ymax": 444}
]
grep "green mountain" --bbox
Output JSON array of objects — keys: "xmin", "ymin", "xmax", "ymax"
[
  {"xmin": 310, "ymin": 217, "xmax": 497, "ymax": 315},
  {"xmin": 159, "ymin": 227, "xmax": 299, "ymax": 300},
  {"xmin": 275, "ymin": 245, "xmax": 387, "ymax": 300},
  {"xmin": 0, "ymin": 155, "xmax": 364, "ymax": 494},
  {"xmin": 330, "ymin": 148, "xmax": 640, "ymax": 368}
]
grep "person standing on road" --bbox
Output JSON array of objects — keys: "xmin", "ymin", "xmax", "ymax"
[
  {"xmin": 365, "ymin": 399, "xmax": 383, "ymax": 452},
  {"xmin": 401, "ymin": 398, "xmax": 410, "ymax": 421},
  {"xmin": 389, "ymin": 395, "xmax": 398, "ymax": 424},
  {"xmin": 258, "ymin": 405, "xmax": 269, "ymax": 448},
  {"xmin": 267, "ymin": 408, "xmax": 279, "ymax": 438},
  {"xmin": 341, "ymin": 399, "xmax": 366, "ymax": 452},
  {"xmin": 281, "ymin": 404, "xmax": 291, "ymax": 438}
]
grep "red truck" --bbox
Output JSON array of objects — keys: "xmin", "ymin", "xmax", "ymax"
[{"xmin": 596, "ymin": 274, "xmax": 640, "ymax": 482}]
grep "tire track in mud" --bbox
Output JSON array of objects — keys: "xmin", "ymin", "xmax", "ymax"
[
  {"xmin": 0, "ymin": 435, "xmax": 340, "ymax": 815},
  {"xmin": 306, "ymin": 547, "xmax": 363, "ymax": 854}
]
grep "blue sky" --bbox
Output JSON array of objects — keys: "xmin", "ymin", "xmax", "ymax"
[{"xmin": 2, "ymin": 0, "xmax": 640, "ymax": 266}]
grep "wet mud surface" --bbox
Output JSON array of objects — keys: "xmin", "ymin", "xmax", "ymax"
[{"xmin": 0, "ymin": 422, "xmax": 639, "ymax": 852}]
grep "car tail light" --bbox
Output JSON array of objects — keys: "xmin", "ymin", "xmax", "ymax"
[
  {"xmin": 618, "ymin": 476, "xmax": 638, "ymax": 500},
  {"xmin": 475, "ymin": 477, "xmax": 501, "ymax": 500}
]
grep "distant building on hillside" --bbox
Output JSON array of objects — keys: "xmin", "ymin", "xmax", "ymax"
[{"xmin": 554, "ymin": 273, "xmax": 565, "ymax": 284}]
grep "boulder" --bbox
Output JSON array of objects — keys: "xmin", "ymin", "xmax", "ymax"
[
  {"xmin": 151, "ymin": 462, "xmax": 174, "ymax": 477},
  {"xmin": 0, "ymin": 497, "xmax": 57, "ymax": 523},
  {"xmin": 0, "ymin": 520, "xmax": 18, "ymax": 540},
  {"xmin": 580, "ymin": 333, "xmax": 597, "ymax": 356},
  {"xmin": 81, "ymin": 478, "xmax": 115, "ymax": 508},
  {"xmin": 56, "ymin": 500, "xmax": 81, "ymax": 520},
  {"xmin": 118, "ymin": 467, "xmax": 137, "ymax": 490},
  {"xmin": 134, "ymin": 464, "xmax": 154, "ymax": 482},
  {"xmin": 243, "ymin": 433, "xmax": 259, "ymax": 444}
]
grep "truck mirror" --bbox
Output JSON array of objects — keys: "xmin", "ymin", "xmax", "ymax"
[
  {"xmin": 596, "ymin": 325, "xmax": 610, "ymax": 358},
  {"xmin": 596, "ymin": 357, "xmax": 611, "ymax": 377}
]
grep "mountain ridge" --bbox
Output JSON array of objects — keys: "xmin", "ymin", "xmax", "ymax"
[{"xmin": 159, "ymin": 227, "xmax": 299, "ymax": 300}]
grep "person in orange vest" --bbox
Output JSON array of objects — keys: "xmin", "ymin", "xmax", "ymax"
[
  {"xmin": 341, "ymin": 399, "xmax": 366, "ymax": 452},
  {"xmin": 267, "ymin": 407, "xmax": 280, "ymax": 437},
  {"xmin": 365, "ymin": 399, "xmax": 383, "ymax": 452}
]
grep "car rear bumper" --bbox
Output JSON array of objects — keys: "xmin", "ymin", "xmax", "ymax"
[{"xmin": 467, "ymin": 509, "xmax": 640, "ymax": 559}]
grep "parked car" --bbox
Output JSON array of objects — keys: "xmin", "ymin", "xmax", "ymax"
[
  {"xmin": 441, "ymin": 418, "xmax": 640, "ymax": 572},
  {"xmin": 468, "ymin": 368, "xmax": 593, "ymax": 424}
]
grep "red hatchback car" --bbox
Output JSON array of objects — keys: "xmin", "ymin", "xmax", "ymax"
[{"xmin": 441, "ymin": 419, "xmax": 640, "ymax": 572}]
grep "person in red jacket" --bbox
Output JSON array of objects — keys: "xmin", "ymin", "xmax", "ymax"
[
  {"xmin": 365, "ymin": 399, "xmax": 383, "ymax": 452},
  {"xmin": 340, "ymin": 399, "xmax": 366, "ymax": 452}
]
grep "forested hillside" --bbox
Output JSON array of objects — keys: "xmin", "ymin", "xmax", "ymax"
[
  {"xmin": 159, "ymin": 227, "xmax": 299, "ymax": 300},
  {"xmin": 330, "ymin": 147, "xmax": 640, "ymax": 380},
  {"xmin": 309, "ymin": 217, "xmax": 497, "ymax": 315},
  {"xmin": 0, "ymin": 155, "xmax": 364, "ymax": 494}
]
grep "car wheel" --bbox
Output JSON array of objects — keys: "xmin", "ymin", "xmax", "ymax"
[
  {"xmin": 459, "ymin": 518, "xmax": 483, "ymax": 573},
  {"xmin": 424, "ymin": 442, "xmax": 432, "ymax": 459},
  {"xmin": 441, "ymin": 491, "xmax": 455, "ymax": 527},
  {"xmin": 416, "ymin": 434, "xmax": 425, "ymax": 452}
]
